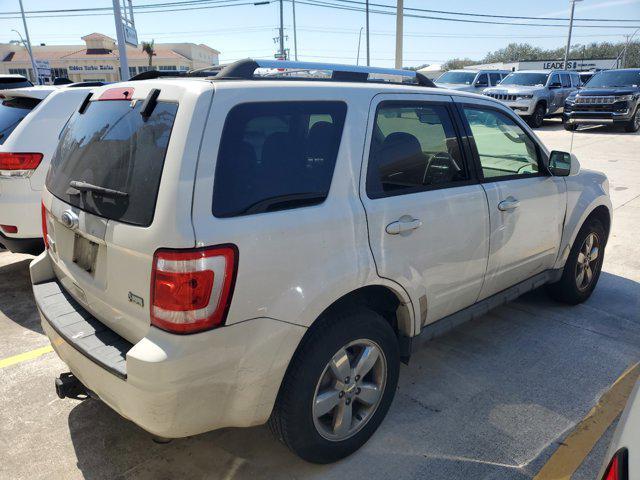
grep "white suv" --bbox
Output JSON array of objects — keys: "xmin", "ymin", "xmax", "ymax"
[
  {"xmin": 0, "ymin": 84, "xmax": 100, "ymax": 253},
  {"xmin": 31, "ymin": 60, "xmax": 612, "ymax": 464}
]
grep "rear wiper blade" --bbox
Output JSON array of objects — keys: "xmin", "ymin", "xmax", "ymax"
[
  {"xmin": 68, "ymin": 180, "xmax": 129, "ymax": 198},
  {"xmin": 242, "ymin": 192, "xmax": 325, "ymax": 215}
]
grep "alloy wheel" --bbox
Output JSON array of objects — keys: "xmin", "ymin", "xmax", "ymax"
[
  {"xmin": 312, "ymin": 339, "xmax": 387, "ymax": 441},
  {"xmin": 575, "ymin": 232, "xmax": 600, "ymax": 291}
]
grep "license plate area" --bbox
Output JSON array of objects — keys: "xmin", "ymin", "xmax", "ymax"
[{"xmin": 73, "ymin": 234, "xmax": 99, "ymax": 274}]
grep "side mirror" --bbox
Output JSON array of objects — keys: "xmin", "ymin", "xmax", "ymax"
[
  {"xmin": 548, "ymin": 150, "xmax": 579, "ymax": 176},
  {"xmin": 549, "ymin": 82, "xmax": 562, "ymax": 89},
  {"xmin": 475, "ymin": 80, "xmax": 488, "ymax": 87}
]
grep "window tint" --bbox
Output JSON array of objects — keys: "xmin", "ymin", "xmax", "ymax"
[
  {"xmin": 476, "ymin": 73, "xmax": 488, "ymax": 86},
  {"xmin": 464, "ymin": 107, "xmax": 539, "ymax": 179},
  {"xmin": 46, "ymin": 100, "xmax": 178, "ymax": 227},
  {"xmin": 489, "ymin": 73, "xmax": 502, "ymax": 86},
  {"xmin": 212, "ymin": 102, "xmax": 347, "ymax": 218},
  {"xmin": 366, "ymin": 103, "xmax": 468, "ymax": 198},
  {"xmin": 0, "ymin": 96, "xmax": 40, "ymax": 144},
  {"xmin": 560, "ymin": 73, "xmax": 571, "ymax": 88}
]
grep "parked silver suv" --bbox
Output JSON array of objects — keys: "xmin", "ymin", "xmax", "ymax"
[
  {"xmin": 483, "ymin": 70, "xmax": 580, "ymax": 128},
  {"xmin": 434, "ymin": 69, "xmax": 510, "ymax": 92}
]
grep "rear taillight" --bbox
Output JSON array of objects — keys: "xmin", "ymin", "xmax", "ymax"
[
  {"xmin": 0, "ymin": 152, "xmax": 43, "ymax": 178},
  {"xmin": 0, "ymin": 224, "xmax": 18, "ymax": 234},
  {"xmin": 601, "ymin": 448, "xmax": 628, "ymax": 480},
  {"xmin": 151, "ymin": 245, "xmax": 238, "ymax": 334},
  {"xmin": 41, "ymin": 202, "xmax": 49, "ymax": 249}
]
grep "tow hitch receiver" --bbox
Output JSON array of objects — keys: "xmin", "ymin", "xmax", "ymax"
[{"xmin": 55, "ymin": 372, "xmax": 90, "ymax": 400}]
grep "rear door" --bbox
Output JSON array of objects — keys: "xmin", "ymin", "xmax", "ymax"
[
  {"xmin": 360, "ymin": 94, "xmax": 490, "ymax": 326},
  {"xmin": 455, "ymin": 97, "xmax": 566, "ymax": 299},
  {"xmin": 43, "ymin": 84, "xmax": 204, "ymax": 342}
]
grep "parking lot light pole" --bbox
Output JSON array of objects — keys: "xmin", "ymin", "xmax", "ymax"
[
  {"xmin": 563, "ymin": 0, "xmax": 583, "ymax": 70},
  {"xmin": 112, "ymin": 0, "xmax": 130, "ymax": 81},
  {"xmin": 395, "ymin": 0, "xmax": 403, "ymax": 69},
  {"xmin": 17, "ymin": 0, "xmax": 39, "ymax": 84}
]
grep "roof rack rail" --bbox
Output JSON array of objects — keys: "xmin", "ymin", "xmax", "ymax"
[
  {"xmin": 210, "ymin": 59, "xmax": 436, "ymax": 87},
  {"xmin": 130, "ymin": 69, "xmax": 220, "ymax": 81}
]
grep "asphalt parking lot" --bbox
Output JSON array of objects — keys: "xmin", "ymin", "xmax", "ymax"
[{"xmin": 1, "ymin": 119, "xmax": 638, "ymax": 480}]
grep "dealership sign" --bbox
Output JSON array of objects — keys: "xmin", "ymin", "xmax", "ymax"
[
  {"xmin": 519, "ymin": 59, "xmax": 618, "ymax": 71},
  {"xmin": 68, "ymin": 65, "xmax": 115, "ymax": 72}
]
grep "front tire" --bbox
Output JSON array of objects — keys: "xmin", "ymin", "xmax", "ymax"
[
  {"xmin": 269, "ymin": 308, "xmax": 400, "ymax": 463},
  {"xmin": 547, "ymin": 218, "xmax": 606, "ymax": 304},
  {"xmin": 528, "ymin": 103, "xmax": 546, "ymax": 128},
  {"xmin": 624, "ymin": 105, "xmax": 640, "ymax": 133}
]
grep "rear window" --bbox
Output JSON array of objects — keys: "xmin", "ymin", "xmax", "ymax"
[
  {"xmin": 212, "ymin": 101, "xmax": 347, "ymax": 218},
  {"xmin": 46, "ymin": 98, "xmax": 178, "ymax": 227},
  {"xmin": 0, "ymin": 78, "xmax": 33, "ymax": 90},
  {"xmin": 0, "ymin": 96, "xmax": 40, "ymax": 144}
]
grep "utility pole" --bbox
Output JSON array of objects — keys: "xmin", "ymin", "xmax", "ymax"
[
  {"xmin": 279, "ymin": 0, "xmax": 285, "ymax": 59},
  {"xmin": 622, "ymin": 34, "xmax": 630, "ymax": 68},
  {"xmin": 395, "ymin": 0, "xmax": 403, "ymax": 69},
  {"xmin": 356, "ymin": 27, "xmax": 363, "ymax": 65},
  {"xmin": 112, "ymin": 0, "xmax": 130, "ymax": 80},
  {"xmin": 17, "ymin": 0, "xmax": 39, "ymax": 84},
  {"xmin": 292, "ymin": 0, "xmax": 298, "ymax": 60},
  {"xmin": 563, "ymin": 0, "xmax": 582, "ymax": 70},
  {"xmin": 365, "ymin": 0, "xmax": 370, "ymax": 66}
]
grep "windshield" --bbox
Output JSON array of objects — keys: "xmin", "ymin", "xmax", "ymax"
[
  {"xmin": 0, "ymin": 78, "xmax": 33, "ymax": 90},
  {"xmin": 500, "ymin": 73, "xmax": 549, "ymax": 87},
  {"xmin": 585, "ymin": 70, "xmax": 640, "ymax": 88},
  {"xmin": 46, "ymin": 99, "xmax": 178, "ymax": 227},
  {"xmin": 436, "ymin": 71, "xmax": 477, "ymax": 85},
  {"xmin": 0, "ymin": 96, "xmax": 40, "ymax": 144}
]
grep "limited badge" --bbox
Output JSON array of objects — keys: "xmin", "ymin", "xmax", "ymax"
[{"xmin": 128, "ymin": 292, "xmax": 144, "ymax": 308}]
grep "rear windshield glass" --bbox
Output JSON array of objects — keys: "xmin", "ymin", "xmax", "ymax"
[
  {"xmin": 0, "ymin": 78, "xmax": 33, "ymax": 89},
  {"xmin": 212, "ymin": 101, "xmax": 347, "ymax": 218},
  {"xmin": 46, "ymin": 99, "xmax": 178, "ymax": 227},
  {"xmin": 0, "ymin": 96, "xmax": 40, "ymax": 144}
]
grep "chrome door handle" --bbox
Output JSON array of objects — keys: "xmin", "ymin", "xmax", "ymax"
[
  {"xmin": 498, "ymin": 197, "xmax": 520, "ymax": 211},
  {"xmin": 386, "ymin": 218, "xmax": 423, "ymax": 235}
]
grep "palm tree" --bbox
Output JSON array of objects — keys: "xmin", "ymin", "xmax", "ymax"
[{"xmin": 141, "ymin": 40, "xmax": 156, "ymax": 67}]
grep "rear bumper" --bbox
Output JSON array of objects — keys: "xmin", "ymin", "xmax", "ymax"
[
  {"xmin": 0, "ymin": 231, "xmax": 43, "ymax": 254},
  {"xmin": 31, "ymin": 252, "xmax": 306, "ymax": 438}
]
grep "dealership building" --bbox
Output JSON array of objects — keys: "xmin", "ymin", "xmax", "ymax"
[
  {"xmin": 0, "ymin": 33, "xmax": 220, "ymax": 83},
  {"xmin": 464, "ymin": 58, "xmax": 619, "ymax": 72}
]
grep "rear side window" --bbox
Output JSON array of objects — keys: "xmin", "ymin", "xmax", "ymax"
[
  {"xmin": 46, "ymin": 99, "xmax": 178, "ymax": 226},
  {"xmin": 0, "ymin": 96, "xmax": 40, "ymax": 144},
  {"xmin": 212, "ymin": 101, "xmax": 347, "ymax": 218},
  {"xmin": 561, "ymin": 73, "xmax": 571, "ymax": 88},
  {"xmin": 366, "ymin": 102, "xmax": 468, "ymax": 198},
  {"xmin": 489, "ymin": 73, "xmax": 502, "ymax": 86}
]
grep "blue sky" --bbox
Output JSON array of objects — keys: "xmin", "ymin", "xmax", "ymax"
[{"xmin": 1, "ymin": 0, "xmax": 639, "ymax": 67}]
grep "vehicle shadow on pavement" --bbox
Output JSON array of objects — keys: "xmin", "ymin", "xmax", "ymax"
[
  {"xmin": 65, "ymin": 271, "xmax": 640, "ymax": 480},
  {"xmin": 0, "ymin": 257, "xmax": 42, "ymax": 334}
]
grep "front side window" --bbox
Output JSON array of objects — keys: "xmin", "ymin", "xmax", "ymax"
[
  {"xmin": 212, "ymin": 102, "xmax": 347, "ymax": 218},
  {"xmin": 475, "ymin": 73, "xmax": 489, "ymax": 86},
  {"xmin": 366, "ymin": 103, "xmax": 468, "ymax": 198},
  {"xmin": 463, "ymin": 107, "xmax": 540, "ymax": 180},
  {"xmin": 549, "ymin": 73, "xmax": 561, "ymax": 87}
]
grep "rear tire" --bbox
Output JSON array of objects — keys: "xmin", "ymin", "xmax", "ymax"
[
  {"xmin": 269, "ymin": 307, "xmax": 400, "ymax": 464},
  {"xmin": 528, "ymin": 103, "xmax": 546, "ymax": 128},
  {"xmin": 547, "ymin": 218, "xmax": 606, "ymax": 305},
  {"xmin": 623, "ymin": 106, "xmax": 640, "ymax": 133}
]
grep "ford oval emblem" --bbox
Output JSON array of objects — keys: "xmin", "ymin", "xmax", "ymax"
[{"xmin": 61, "ymin": 210, "xmax": 79, "ymax": 230}]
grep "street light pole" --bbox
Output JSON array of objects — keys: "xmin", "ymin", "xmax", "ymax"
[
  {"xmin": 17, "ymin": 0, "xmax": 39, "ymax": 84},
  {"xmin": 112, "ymin": 0, "xmax": 130, "ymax": 81},
  {"xmin": 563, "ymin": 0, "xmax": 582, "ymax": 70},
  {"xmin": 365, "ymin": 0, "xmax": 370, "ymax": 66},
  {"xmin": 395, "ymin": 0, "xmax": 403, "ymax": 69},
  {"xmin": 292, "ymin": 0, "xmax": 298, "ymax": 60}
]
